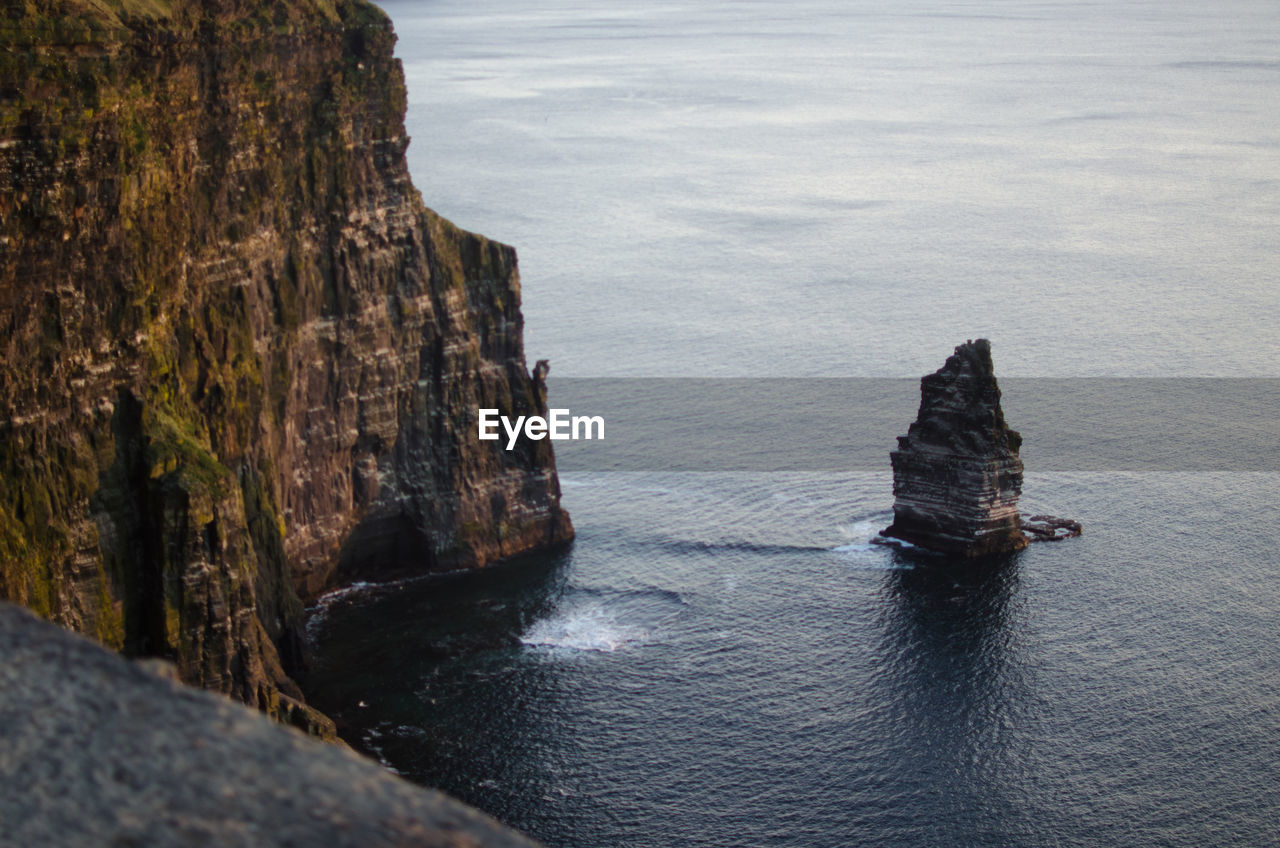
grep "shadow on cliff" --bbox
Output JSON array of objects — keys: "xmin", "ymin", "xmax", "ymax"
[
  {"xmin": 327, "ymin": 358, "xmax": 574, "ymax": 589},
  {"xmin": 92, "ymin": 390, "xmax": 165, "ymax": 658}
]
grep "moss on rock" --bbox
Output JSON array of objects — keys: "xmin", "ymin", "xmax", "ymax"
[{"xmin": 0, "ymin": 0, "xmax": 571, "ymax": 726}]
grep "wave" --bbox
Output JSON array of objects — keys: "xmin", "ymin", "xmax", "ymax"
[
  {"xmin": 305, "ymin": 580, "xmax": 386, "ymax": 639},
  {"xmin": 520, "ymin": 587, "xmax": 686, "ymax": 653},
  {"xmin": 830, "ymin": 518, "xmax": 917, "ymax": 566}
]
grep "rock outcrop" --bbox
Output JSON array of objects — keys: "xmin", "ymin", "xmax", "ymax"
[
  {"xmin": 1020, "ymin": 514, "xmax": 1083, "ymax": 543},
  {"xmin": 0, "ymin": 0, "xmax": 572, "ymax": 723},
  {"xmin": 882, "ymin": 339, "xmax": 1030, "ymax": 557},
  {"xmin": 0, "ymin": 601, "xmax": 540, "ymax": 847}
]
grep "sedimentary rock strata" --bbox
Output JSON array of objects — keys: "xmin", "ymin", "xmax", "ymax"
[
  {"xmin": 882, "ymin": 339, "xmax": 1029, "ymax": 557},
  {"xmin": 0, "ymin": 0, "xmax": 571, "ymax": 721}
]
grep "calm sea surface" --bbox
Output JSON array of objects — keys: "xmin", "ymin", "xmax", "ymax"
[{"xmin": 306, "ymin": 2, "xmax": 1280, "ymax": 845}]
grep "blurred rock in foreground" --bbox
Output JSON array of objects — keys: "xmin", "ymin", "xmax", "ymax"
[{"xmin": 0, "ymin": 602, "xmax": 538, "ymax": 848}]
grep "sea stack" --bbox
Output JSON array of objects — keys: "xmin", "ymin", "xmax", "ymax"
[{"xmin": 882, "ymin": 339, "xmax": 1029, "ymax": 557}]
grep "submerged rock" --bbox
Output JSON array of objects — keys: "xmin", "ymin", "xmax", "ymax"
[{"xmin": 882, "ymin": 339, "xmax": 1078, "ymax": 557}]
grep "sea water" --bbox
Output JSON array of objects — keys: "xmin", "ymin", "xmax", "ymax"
[{"xmin": 305, "ymin": 1, "xmax": 1280, "ymax": 845}]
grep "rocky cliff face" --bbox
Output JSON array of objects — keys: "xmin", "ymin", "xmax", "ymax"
[
  {"xmin": 882, "ymin": 339, "xmax": 1028, "ymax": 557},
  {"xmin": 0, "ymin": 0, "xmax": 571, "ymax": 725}
]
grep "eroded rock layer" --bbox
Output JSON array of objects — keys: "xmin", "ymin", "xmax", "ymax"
[
  {"xmin": 0, "ymin": 0, "xmax": 572, "ymax": 721},
  {"xmin": 882, "ymin": 339, "xmax": 1028, "ymax": 557}
]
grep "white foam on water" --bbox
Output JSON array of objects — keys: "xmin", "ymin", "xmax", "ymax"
[
  {"xmin": 305, "ymin": 580, "xmax": 382, "ymax": 639},
  {"xmin": 306, "ymin": 573, "xmax": 442, "ymax": 639},
  {"xmin": 521, "ymin": 601, "xmax": 651, "ymax": 653},
  {"xmin": 831, "ymin": 541, "xmax": 878, "ymax": 553},
  {"xmin": 831, "ymin": 518, "xmax": 917, "ymax": 565},
  {"xmin": 314, "ymin": 580, "xmax": 380, "ymax": 604},
  {"xmin": 833, "ymin": 520, "xmax": 886, "ymax": 552}
]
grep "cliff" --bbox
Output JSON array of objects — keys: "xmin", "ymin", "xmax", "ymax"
[
  {"xmin": 0, "ymin": 601, "xmax": 541, "ymax": 847},
  {"xmin": 0, "ymin": 0, "xmax": 572, "ymax": 725},
  {"xmin": 882, "ymin": 339, "xmax": 1028, "ymax": 557}
]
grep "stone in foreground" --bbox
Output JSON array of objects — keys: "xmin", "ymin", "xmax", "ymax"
[
  {"xmin": 0, "ymin": 602, "xmax": 539, "ymax": 848},
  {"xmin": 881, "ymin": 339, "xmax": 1030, "ymax": 557}
]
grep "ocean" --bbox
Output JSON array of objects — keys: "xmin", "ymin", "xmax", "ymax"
[{"xmin": 304, "ymin": 1, "xmax": 1280, "ymax": 845}]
